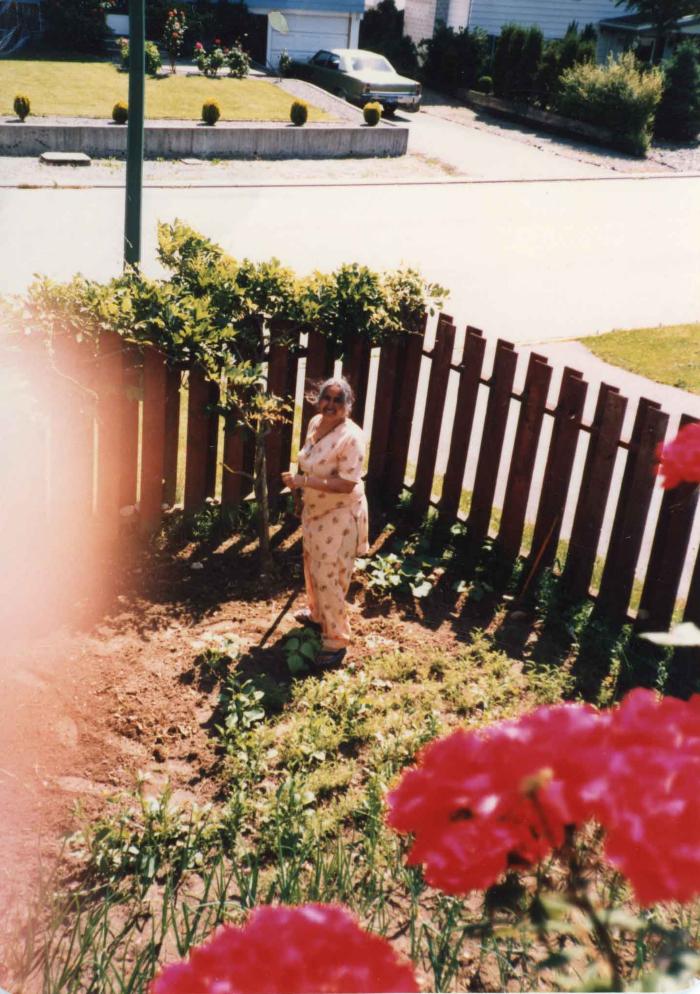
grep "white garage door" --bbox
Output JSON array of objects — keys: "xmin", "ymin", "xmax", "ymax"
[{"xmin": 269, "ymin": 12, "xmax": 351, "ymax": 66}]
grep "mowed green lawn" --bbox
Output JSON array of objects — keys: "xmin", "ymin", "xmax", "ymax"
[
  {"xmin": 0, "ymin": 55, "xmax": 330, "ymax": 121},
  {"xmin": 583, "ymin": 323, "xmax": 700, "ymax": 394}
]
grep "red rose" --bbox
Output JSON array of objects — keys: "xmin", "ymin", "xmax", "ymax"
[
  {"xmin": 150, "ymin": 904, "xmax": 419, "ymax": 993},
  {"xmin": 656, "ymin": 421, "xmax": 700, "ymax": 489}
]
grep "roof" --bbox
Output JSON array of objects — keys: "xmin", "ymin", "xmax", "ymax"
[
  {"xmin": 599, "ymin": 12, "xmax": 700, "ymax": 32},
  {"xmin": 247, "ymin": 0, "xmax": 365, "ymax": 12}
]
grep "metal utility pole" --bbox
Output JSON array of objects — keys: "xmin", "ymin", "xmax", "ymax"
[{"xmin": 123, "ymin": 0, "xmax": 145, "ymax": 269}]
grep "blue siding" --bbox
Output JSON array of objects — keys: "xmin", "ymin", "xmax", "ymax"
[{"xmin": 247, "ymin": 0, "xmax": 365, "ymax": 13}]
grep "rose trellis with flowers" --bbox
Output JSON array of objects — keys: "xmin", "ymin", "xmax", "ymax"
[{"xmin": 163, "ymin": 8, "xmax": 187, "ymax": 75}]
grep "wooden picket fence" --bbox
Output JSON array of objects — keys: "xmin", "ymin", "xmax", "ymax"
[{"xmin": 17, "ymin": 313, "xmax": 700, "ymax": 634}]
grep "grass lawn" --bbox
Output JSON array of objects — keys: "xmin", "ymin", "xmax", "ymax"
[
  {"xmin": 582, "ymin": 322, "xmax": 700, "ymax": 394},
  {"xmin": 0, "ymin": 54, "xmax": 330, "ymax": 122}
]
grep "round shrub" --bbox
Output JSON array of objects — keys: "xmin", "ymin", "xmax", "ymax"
[
  {"xmin": 14, "ymin": 94, "xmax": 30, "ymax": 122},
  {"xmin": 202, "ymin": 100, "xmax": 221, "ymax": 126},
  {"xmin": 476, "ymin": 75, "xmax": 493, "ymax": 94},
  {"xmin": 656, "ymin": 42, "xmax": 700, "ymax": 142},
  {"xmin": 112, "ymin": 101, "xmax": 128, "ymax": 125},
  {"xmin": 118, "ymin": 38, "xmax": 163, "ymax": 76},
  {"xmin": 290, "ymin": 100, "xmax": 308, "ymax": 126},
  {"xmin": 225, "ymin": 44, "xmax": 250, "ymax": 79},
  {"xmin": 363, "ymin": 101, "xmax": 382, "ymax": 126}
]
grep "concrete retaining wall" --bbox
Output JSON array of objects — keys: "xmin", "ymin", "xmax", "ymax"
[
  {"xmin": 460, "ymin": 89, "xmax": 619, "ymax": 149},
  {"xmin": 0, "ymin": 119, "xmax": 408, "ymax": 159}
]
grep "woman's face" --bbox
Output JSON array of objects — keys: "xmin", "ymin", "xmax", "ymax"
[{"xmin": 318, "ymin": 386, "xmax": 348, "ymax": 422}]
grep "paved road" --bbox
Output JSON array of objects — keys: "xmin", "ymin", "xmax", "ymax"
[
  {"xmin": 400, "ymin": 104, "xmax": 620, "ymax": 180},
  {"xmin": 1, "ymin": 175, "xmax": 698, "ymax": 344}
]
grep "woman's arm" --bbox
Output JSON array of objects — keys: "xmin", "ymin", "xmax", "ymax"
[{"xmin": 280, "ymin": 472, "xmax": 355, "ymax": 494}]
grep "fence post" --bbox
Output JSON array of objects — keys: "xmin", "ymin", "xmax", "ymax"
[
  {"xmin": 596, "ymin": 397, "xmax": 669, "ymax": 622},
  {"xmin": 496, "ymin": 352, "xmax": 552, "ymax": 562},
  {"xmin": 95, "ymin": 331, "xmax": 124, "ymax": 547},
  {"xmin": 635, "ymin": 414, "xmax": 700, "ymax": 633},
  {"xmin": 140, "ymin": 346, "xmax": 168, "ymax": 532},
  {"xmin": 439, "ymin": 326, "xmax": 486, "ymax": 525},
  {"xmin": 467, "ymin": 339, "xmax": 517, "ymax": 552},
  {"xmin": 561, "ymin": 384, "xmax": 628, "ymax": 601},
  {"xmin": 204, "ymin": 378, "xmax": 220, "ymax": 500},
  {"xmin": 524, "ymin": 367, "xmax": 587, "ymax": 584},
  {"xmin": 409, "ymin": 314, "xmax": 456, "ymax": 523},
  {"xmin": 266, "ymin": 321, "xmax": 298, "ymax": 505}
]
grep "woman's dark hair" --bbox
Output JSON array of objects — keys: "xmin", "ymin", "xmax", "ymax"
[{"xmin": 307, "ymin": 376, "xmax": 355, "ymax": 412}]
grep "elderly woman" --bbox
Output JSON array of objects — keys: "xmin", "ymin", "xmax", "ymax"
[{"xmin": 282, "ymin": 377, "xmax": 369, "ymax": 667}]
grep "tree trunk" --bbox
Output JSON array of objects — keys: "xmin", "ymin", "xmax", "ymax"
[{"xmin": 253, "ymin": 426, "xmax": 274, "ymax": 580}]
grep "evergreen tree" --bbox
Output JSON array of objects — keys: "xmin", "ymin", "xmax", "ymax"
[{"xmin": 655, "ymin": 40, "xmax": 700, "ymax": 139}]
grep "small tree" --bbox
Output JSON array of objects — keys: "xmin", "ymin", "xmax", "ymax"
[
  {"xmin": 656, "ymin": 40, "xmax": 700, "ymax": 139},
  {"xmin": 614, "ymin": 0, "xmax": 700, "ymax": 63}
]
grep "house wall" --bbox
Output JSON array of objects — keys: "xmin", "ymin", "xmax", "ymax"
[
  {"xmin": 403, "ymin": 0, "xmax": 438, "ymax": 42},
  {"xmin": 467, "ymin": 0, "xmax": 620, "ymax": 39}
]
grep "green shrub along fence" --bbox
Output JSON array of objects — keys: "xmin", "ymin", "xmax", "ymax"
[{"xmin": 9, "ymin": 302, "xmax": 700, "ymax": 636}]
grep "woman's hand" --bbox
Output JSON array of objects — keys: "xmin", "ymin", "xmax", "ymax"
[{"xmin": 282, "ymin": 471, "xmax": 303, "ymax": 491}]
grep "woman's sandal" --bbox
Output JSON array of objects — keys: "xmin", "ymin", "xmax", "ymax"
[
  {"xmin": 315, "ymin": 648, "xmax": 347, "ymax": 669},
  {"xmin": 293, "ymin": 610, "xmax": 322, "ymax": 632}
]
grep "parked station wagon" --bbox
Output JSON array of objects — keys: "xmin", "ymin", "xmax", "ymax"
[{"xmin": 292, "ymin": 48, "xmax": 421, "ymax": 114}]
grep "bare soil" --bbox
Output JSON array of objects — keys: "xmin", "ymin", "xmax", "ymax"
[{"xmin": 0, "ymin": 518, "xmax": 479, "ymax": 947}]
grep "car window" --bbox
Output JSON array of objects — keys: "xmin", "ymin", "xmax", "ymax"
[
  {"xmin": 327, "ymin": 55, "xmax": 340, "ymax": 70},
  {"xmin": 311, "ymin": 51, "xmax": 329, "ymax": 66},
  {"xmin": 350, "ymin": 54, "xmax": 393, "ymax": 72}
]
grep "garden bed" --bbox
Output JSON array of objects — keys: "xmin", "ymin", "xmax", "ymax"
[
  {"xmin": 1, "ymin": 505, "xmax": 686, "ymax": 994},
  {"xmin": 459, "ymin": 89, "xmax": 621, "ymax": 153}
]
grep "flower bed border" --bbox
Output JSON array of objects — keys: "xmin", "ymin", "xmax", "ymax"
[{"xmin": 459, "ymin": 88, "xmax": 622, "ymax": 153}]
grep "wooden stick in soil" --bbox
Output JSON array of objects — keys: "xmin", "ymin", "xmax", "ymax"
[{"xmin": 253, "ymin": 428, "xmax": 274, "ymax": 583}]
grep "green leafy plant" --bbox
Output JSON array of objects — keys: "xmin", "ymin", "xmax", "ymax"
[
  {"xmin": 419, "ymin": 22, "xmax": 488, "ymax": 93},
  {"xmin": 290, "ymin": 99, "xmax": 308, "ymax": 126},
  {"xmin": 194, "ymin": 40, "xmax": 225, "ymax": 77},
  {"xmin": 216, "ymin": 673, "xmax": 267, "ymax": 752},
  {"xmin": 356, "ymin": 550, "xmax": 438, "ymax": 599},
  {"xmin": 13, "ymin": 94, "xmax": 30, "ymax": 122},
  {"xmin": 363, "ymin": 101, "xmax": 382, "ymax": 126},
  {"xmin": 225, "ymin": 43, "xmax": 250, "ymax": 78},
  {"xmin": 476, "ymin": 74, "xmax": 493, "ymax": 93},
  {"xmin": 118, "ymin": 37, "xmax": 163, "ymax": 75},
  {"xmin": 556, "ymin": 51, "xmax": 664, "ymax": 155},
  {"xmin": 111, "ymin": 100, "xmax": 128, "ymax": 124},
  {"xmin": 42, "ymin": 0, "xmax": 114, "ymax": 53},
  {"xmin": 202, "ymin": 99, "xmax": 221, "ymax": 125},
  {"xmin": 283, "ymin": 626, "xmax": 322, "ymax": 674}
]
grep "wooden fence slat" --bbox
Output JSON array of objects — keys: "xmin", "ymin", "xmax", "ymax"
[
  {"xmin": 49, "ymin": 334, "xmax": 96, "ymax": 526},
  {"xmin": 95, "ymin": 331, "xmax": 124, "ymax": 544},
  {"xmin": 384, "ymin": 319, "xmax": 427, "ymax": 504},
  {"xmin": 526, "ymin": 368, "xmax": 588, "ymax": 580},
  {"xmin": 439, "ymin": 326, "xmax": 486, "ymax": 524},
  {"xmin": 301, "ymin": 329, "xmax": 332, "ymax": 442},
  {"xmin": 119, "ymin": 345, "xmax": 140, "ymax": 508},
  {"xmin": 204, "ymin": 379, "xmax": 220, "ymax": 499},
  {"xmin": 184, "ymin": 364, "xmax": 211, "ymax": 512},
  {"xmin": 684, "ymin": 547, "xmax": 700, "ymax": 628},
  {"xmin": 162, "ymin": 365, "xmax": 182, "ymax": 506},
  {"xmin": 497, "ymin": 352, "xmax": 552, "ymax": 561},
  {"xmin": 280, "ymin": 325, "xmax": 301, "ymax": 477},
  {"xmin": 266, "ymin": 323, "xmax": 293, "ymax": 504},
  {"xmin": 140, "ymin": 347, "xmax": 168, "ymax": 532},
  {"xmin": 342, "ymin": 336, "xmax": 372, "ymax": 428},
  {"xmin": 410, "ymin": 314, "xmax": 456, "ymax": 522},
  {"xmin": 562, "ymin": 384, "xmax": 628, "ymax": 601},
  {"xmin": 467, "ymin": 339, "xmax": 518, "ymax": 549},
  {"xmin": 635, "ymin": 414, "xmax": 700, "ymax": 632},
  {"xmin": 367, "ymin": 338, "xmax": 400, "ymax": 495},
  {"xmin": 596, "ymin": 398, "xmax": 669, "ymax": 621},
  {"xmin": 221, "ymin": 399, "xmax": 254, "ymax": 507}
]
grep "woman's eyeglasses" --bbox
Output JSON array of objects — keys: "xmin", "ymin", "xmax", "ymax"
[{"xmin": 321, "ymin": 394, "xmax": 344, "ymax": 405}]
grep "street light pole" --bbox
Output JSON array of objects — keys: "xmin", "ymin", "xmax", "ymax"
[{"xmin": 124, "ymin": 0, "xmax": 145, "ymax": 269}]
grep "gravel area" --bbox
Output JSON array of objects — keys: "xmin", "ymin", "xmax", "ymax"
[{"xmin": 420, "ymin": 88, "xmax": 700, "ymax": 175}]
